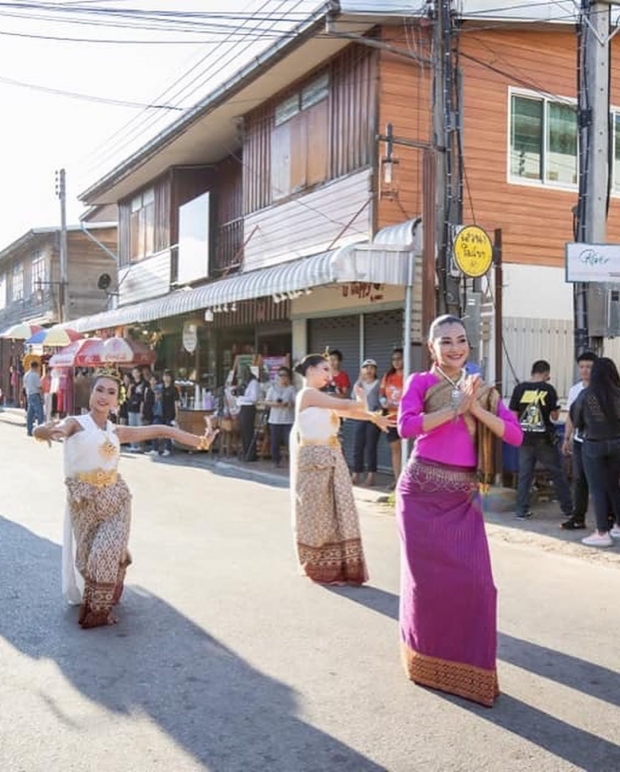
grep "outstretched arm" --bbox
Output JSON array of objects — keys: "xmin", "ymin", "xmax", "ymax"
[
  {"xmin": 33, "ymin": 417, "xmax": 80, "ymax": 445},
  {"xmin": 116, "ymin": 417, "xmax": 217, "ymax": 450}
]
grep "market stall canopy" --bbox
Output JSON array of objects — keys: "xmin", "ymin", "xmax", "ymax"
[
  {"xmin": 0, "ymin": 322, "xmax": 43, "ymax": 340},
  {"xmin": 25, "ymin": 327, "xmax": 82, "ymax": 347},
  {"xmin": 49, "ymin": 337, "xmax": 155, "ymax": 368}
]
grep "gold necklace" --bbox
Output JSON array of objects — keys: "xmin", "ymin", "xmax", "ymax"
[{"xmin": 92, "ymin": 415, "xmax": 118, "ymax": 460}]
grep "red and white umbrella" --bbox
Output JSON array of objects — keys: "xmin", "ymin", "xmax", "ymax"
[
  {"xmin": 49, "ymin": 337, "xmax": 155, "ymax": 368},
  {"xmin": 48, "ymin": 338, "xmax": 102, "ymax": 368}
]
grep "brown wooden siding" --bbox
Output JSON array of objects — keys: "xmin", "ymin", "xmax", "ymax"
[
  {"xmin": 213, "ymin": 155, "xmax": 243, "ymax": 274},
  {"xmin": 376, "ymin": 26, "xmax": 432, "ymax": 231},
  {"xmin": 243, "ymin": 105, "xmax": 272, "ymax": 214},
  {"xmin": 170, "ymin": 166, "xmax": 212, "ymax": 247},
  {"xmin": 243, "ymin": 42, "xmax": 376, "ymax": 215},
  {"xmin": 459, "ymin": 27, "xmax": 620, "ymax": 267},
  {"xmin": 330, "ymin": 42, "xmax": 376, "ymax": 179}
]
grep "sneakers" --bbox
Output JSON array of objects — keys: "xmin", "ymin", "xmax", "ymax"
[
  {"xmin": 146, "ymin": 449, "xmax": 159, "ymax": 457},
  {"xmin": 561, "ymin": 516, "xmax": 586, "ymax": 531},
  {"xmin": 581, "ymin": 531, "xmax": 613, "ymax": 547},
  {"xmin": 610, "ymin": 525, "xmax": 620, "ymax": 539},
  {"xmin": 515, "ymin": 510, "xmax": 533, "ymax": 520},
  {"xmin": 161, "ymin": 449, "xmax": 171, "ymax": 457}
]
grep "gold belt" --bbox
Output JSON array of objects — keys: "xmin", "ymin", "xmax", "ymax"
[
  {"xmin": 75, "ymin": 469, "xmax": 118, "ymax": 488},
  {"xmin": 300, "ymin": 436, "xmax": 340, "ymax": 448}
]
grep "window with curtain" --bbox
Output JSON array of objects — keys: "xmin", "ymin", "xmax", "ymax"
[{"xmin": 510, "ymin": 94, "xmax": 577, "ymax": 186}]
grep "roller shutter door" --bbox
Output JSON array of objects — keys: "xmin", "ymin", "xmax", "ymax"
[
  {"xmin": 308, "ymin": 315, "xmax": 360, "ymax": 466},
  {"xmin": 363, "ymin": 310, "xmax": 404, "ymax": 475}
]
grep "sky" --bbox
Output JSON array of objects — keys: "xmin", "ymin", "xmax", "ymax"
[{"xmin": 0, "ymin": 0, "xmax": 317, "ymax": 248}]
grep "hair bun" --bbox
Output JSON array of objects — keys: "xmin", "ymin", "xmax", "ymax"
[{"xmin": 294, "ymin": 362, "xmax": 305, "ymax": 375}]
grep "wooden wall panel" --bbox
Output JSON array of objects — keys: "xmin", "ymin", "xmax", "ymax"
[
  {"xmin": 459, "ymin": 27, "xmax": 620, "ymax": 267},
  {"xmin": 376, "ymin": 26, "xmax": 432, "ymax": 231},
  {"xmin": 118, "ymin": 250, "xmax": 171, "ymax": 306},
  {"xmin": 243, "ymin": 168, "xmax": 372, "ymax": 271}
]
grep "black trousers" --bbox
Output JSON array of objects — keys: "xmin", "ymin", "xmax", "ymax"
[
  {"xmin": 571, "ymin": 440, "xmax": 589, "ymax": 520},
  {"xmin": 352, "ymin": 421, "xmax": 381, "ymax": 474},
  {"xmin": 239, "ymin": 404, "xmax": 257, "ymax": 461},
  {"xmin": 270, "ymin": 423, "xmax": 292, "ymax": 464},
  {"xmin": 582, "ymin": 439, "xmax": 620, "ymax": 532}
]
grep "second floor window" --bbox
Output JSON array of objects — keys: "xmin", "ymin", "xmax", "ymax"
[
  {"xmin": 12, "ymin": 263, "xmax": 23, "ymax": 302},
  {"xmin": 510, "ymin": 94, "xmax": 577, "ymax": 187},
  {"xmin": 271, "ymin": 73, "xmax": 329, "ymax": 199},
  {"xmin": 31, "ymin": 252, "xmax": 45, "ymax": 295},
  {"xmin": 0, "ymin": 275, "xmax": 6, "ymax": 310},
  {"xmin": 130, "ymin": 187, "xmax": 155, "ymax": 260}
]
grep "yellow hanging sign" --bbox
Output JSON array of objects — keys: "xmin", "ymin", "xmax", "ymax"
[{"xmin": 452, "ymin": 225, "xmax": 494, "ymax": 278}]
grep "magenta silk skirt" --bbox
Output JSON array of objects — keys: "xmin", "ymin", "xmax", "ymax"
[{"xmin": 396, "ymin": 457, "xmax": 499, "ymax": 707}]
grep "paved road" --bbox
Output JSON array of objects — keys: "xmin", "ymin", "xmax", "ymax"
[{"xmin": 1, "ymin": 414, "xmax": 620, "ymax": 772}]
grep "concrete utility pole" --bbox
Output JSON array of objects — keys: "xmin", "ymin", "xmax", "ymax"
[
  {"xmin": 55, "ymin": 168, "xmax": 69, "ymax": 323},
  {"xmin": 575, "ymin": 0, "xmax": 613, "ymax": 354},
  {"xmin": 432, "ymin": 0, "xmax": 462, "ymax": 316}
]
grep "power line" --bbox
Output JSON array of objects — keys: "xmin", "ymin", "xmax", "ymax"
[{"xmin": 0, "ymin": 72, "xmax": 184, "ymax": 109}]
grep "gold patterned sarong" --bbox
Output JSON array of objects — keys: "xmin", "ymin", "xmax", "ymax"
[
  {"xmin": 65, "ymin": 473, "xmax": 132, "ymax": 628},
  {"xmin": 294, "ymin": 443, "xmax": 368, "ymax": 585}
]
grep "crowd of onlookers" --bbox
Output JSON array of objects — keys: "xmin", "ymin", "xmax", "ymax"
[{"xmin": 508, "ymin": 352, "xmax": 620, "ymax": 548}]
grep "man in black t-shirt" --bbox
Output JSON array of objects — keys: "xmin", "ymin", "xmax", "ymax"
[{"xmin": 509, "ymin": 359, "xmax": 573, "ymax": 520}]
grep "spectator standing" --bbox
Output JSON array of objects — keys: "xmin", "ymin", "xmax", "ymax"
[
  {"xmin": 379, "ymin": 347, "xmax": 404, "ymax": 484},
  {"xmin": 159, "ymin": 370, "xmax": 180, "ymax": 457},
  {"xmin": 572, "ymin": 357, "xmax": 620, "ymax": 547},
  {"xmin": 126, "ymin": 366, "xmax": 147, "ymax": 451},
  {"xmin": 118, "ymin": 373, "xmax": 132, "ymax": 426},
  {"xmin": 328, "ymin": 350, "xmax": 351, "ymax": 397},
  {"xmin": 561, "ymin": 351, "xmax": 598, "ymax": 530},
  {"xmin": 509, "ymin": 360, "xmax": 573, "ymax": 520},
  {"xmin": 237, "ymin": 366, "xmax": 261, "ymax": 462},
  {"xmin": 351, "ymin": 359, "xmax": 382, "ymax": 487},
  {"xmin": 142, "ymin": 374, "xmax": 155, "ymax": 451},
  {"xmin": 265, "ymin": 367, "xmax": 296, "ymax": 467},
  {"xmin": 23, "ymin": 360, "xmax": 44, "ymax": 436}
]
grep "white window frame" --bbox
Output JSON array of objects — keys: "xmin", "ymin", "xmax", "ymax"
[
  {"xmin": 508, "ymin": 88, "xmax": 579, "ymax": 192},
  {"xmin": 30, "ymin": 251, "xmax": 45, "ymax": 296},
  {"xmin": 11, "ymin": 262, "xmax": 23, "ymax": 302}
]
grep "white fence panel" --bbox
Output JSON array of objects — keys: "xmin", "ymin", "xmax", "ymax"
[{"xmin": 502, "ymin": 317, "xmax": 574, "ymax": 400}]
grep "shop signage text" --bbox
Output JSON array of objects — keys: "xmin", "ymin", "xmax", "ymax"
[{"xmin": 341, "ymin": 283, "xmax": 385, "ymax": 302}]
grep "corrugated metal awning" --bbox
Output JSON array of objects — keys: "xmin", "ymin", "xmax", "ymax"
[{"xmin": 68, "ymin": 245, "xmax": 415, "ymax": 333}]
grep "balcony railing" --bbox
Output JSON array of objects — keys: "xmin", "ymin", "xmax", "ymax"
[{"xmin": 213, "ymin": 217, "xmax": 243, "ymax": 275}]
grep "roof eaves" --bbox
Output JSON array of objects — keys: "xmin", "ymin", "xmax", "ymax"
[{"xmin": 79, "ymin": 4, "xmax": 335, "ymax": 204}]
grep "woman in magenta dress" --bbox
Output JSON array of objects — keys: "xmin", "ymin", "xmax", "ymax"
[{"xmin": 396, "ymin": 315, "xmax": 522, "ymax": 706}]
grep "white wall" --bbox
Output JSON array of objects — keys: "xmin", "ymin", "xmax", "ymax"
[{"xmin": 503, "ymin": 263, "xmax": 573, "ymax": 321}]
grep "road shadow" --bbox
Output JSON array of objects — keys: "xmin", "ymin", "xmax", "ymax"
[
  {"xmin": 325, "ymin": 586, "xmax": 620, "ymax": 768},
  {"xmin": 0, "ymin": 516, "xmax": 384, "ymax": 771}
]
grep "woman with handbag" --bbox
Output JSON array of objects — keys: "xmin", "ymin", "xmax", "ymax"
[{"xmin": 396, "ymin": 315, "xmax": 522, "ymax": 706}]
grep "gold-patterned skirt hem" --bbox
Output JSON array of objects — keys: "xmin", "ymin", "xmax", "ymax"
[
  {"xmin": 297, "ymin": 539, "xmax": 368, "ymax": 585},
  {"xmin": 402, "ymin": 643, "xmax": 499, "ymax": 708}
]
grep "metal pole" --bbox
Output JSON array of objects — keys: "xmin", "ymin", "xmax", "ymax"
[{"xmin": 55, "ymin": 168, "xmax": 69, "ymax": 323}]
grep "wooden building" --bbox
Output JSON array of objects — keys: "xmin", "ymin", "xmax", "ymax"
[
  {"xmin": 0, "ymin": 223, "xmax": 118, "ymax": 403},
  {"xmin": 72, "ymin": 1, "xmax": 620, "ymax": 406}
]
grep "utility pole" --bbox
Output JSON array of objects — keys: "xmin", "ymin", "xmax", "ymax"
[
  {"xmin": 575, "ymin": 0, "xmax": 612, "ymax": 355},
  {"xmin": 432, "ymin": 0, "xmax": 462, "ymax": 316},
  {"xmin": 55, "ymin": 168, "xmax": 69, "ymax": 323}
]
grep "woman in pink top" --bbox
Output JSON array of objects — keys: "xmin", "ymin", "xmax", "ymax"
[{"xmin": 396, "ymin": 315, "xmax": 522, "ymax": 707}]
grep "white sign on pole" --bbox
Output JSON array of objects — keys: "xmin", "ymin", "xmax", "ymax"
[{"xmin": 565, "ymin": 242, "xmax": 620, "ymax": 283}]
